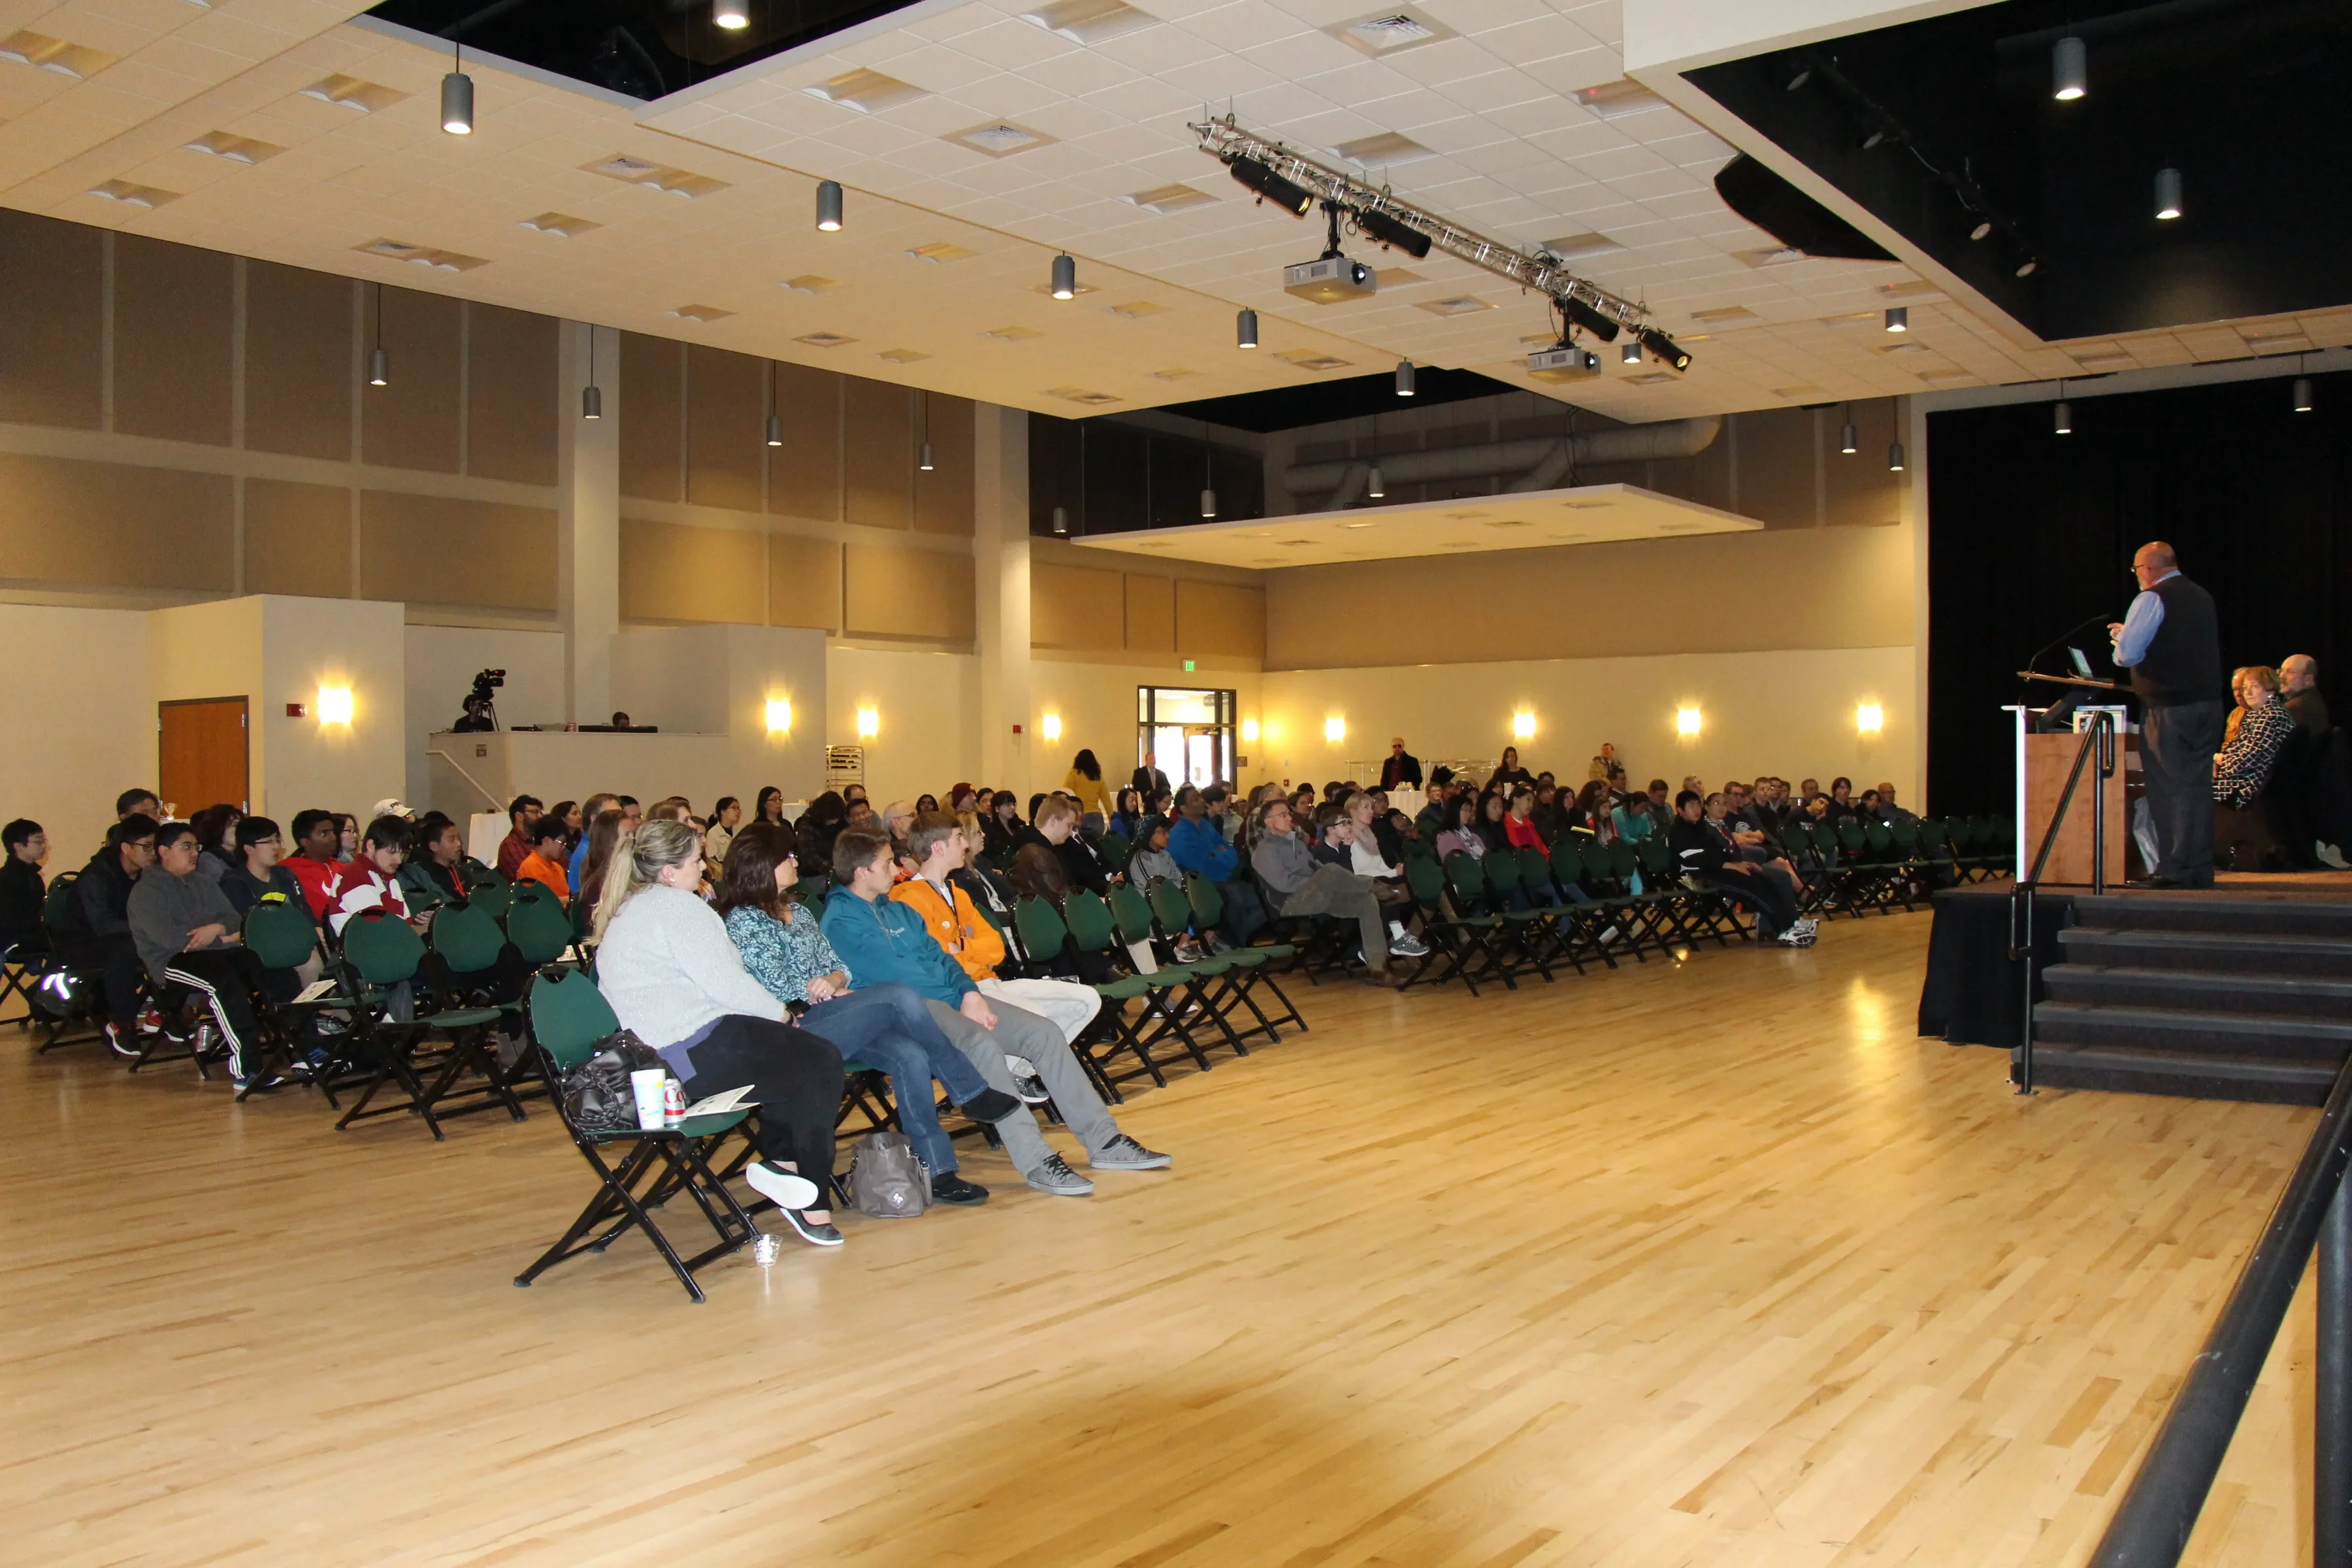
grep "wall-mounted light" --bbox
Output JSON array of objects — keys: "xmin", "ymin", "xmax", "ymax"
[
  {"xmin": 816, "ymin": 179, "xmax": 843, "ymax": 231},
  {"xmin": 765, "ymin": 698, "xmax": 792, "ymax": 734},
  {"xmin": 1241, "ymin": 717, "xmax": 1260, "ymax": 743},
  {"xmin": 1041, "ymin": 713, "xmax": 1062, "ymax": 742},
  {"xmin": 1324, "ymin": 716, "xmax": 1345, "ymax": 743},
  {"xmin": 317, "ymin": 685, "xmax": 354, "ymax": 725},
  {"xmin": 855, "ymin": 707, "xmax": 879, "ymax": 739},
  {"xmin": 1512, "ymin": 711, "xmax": 1536, "ymax": 740},
  {"xmin": 1857, "ymin": 702, "xmax": 1884, "ymax": 734},
  {"xmin": 1675, "ymin": 706, "xmax": 1701, "ymax": 736}
]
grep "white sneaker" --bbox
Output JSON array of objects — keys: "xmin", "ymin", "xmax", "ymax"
[{"xmin": 744, "ymin": 1160, "xmax": 821, "ymax": 1211}]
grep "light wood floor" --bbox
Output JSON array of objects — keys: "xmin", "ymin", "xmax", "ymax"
[{"xmin": 1, "ymin": 916, "xmax": 2322, "ymax": 1567}]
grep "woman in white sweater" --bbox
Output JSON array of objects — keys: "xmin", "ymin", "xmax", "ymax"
[{"xmin": 592, "ymin": 819, "xmax": 847, "ymax": 1246}]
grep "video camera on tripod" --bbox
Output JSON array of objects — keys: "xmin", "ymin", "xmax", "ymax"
[{"xmin": 452, "ymin": 668, "xmax": 505, "ymax": 732}]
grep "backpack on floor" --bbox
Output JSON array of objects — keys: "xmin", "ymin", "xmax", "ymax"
[{"xmin": 847, "ymin": 1131, "xmax": 930, "ymax": 1219}]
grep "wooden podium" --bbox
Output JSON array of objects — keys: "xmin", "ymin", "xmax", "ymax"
[{"xmin": 2010, "ymin": 678, "xmax": 2132, "ymax": 886}]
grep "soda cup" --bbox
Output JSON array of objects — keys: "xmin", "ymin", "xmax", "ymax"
[
  {"xmin": 661, "ymin": 1076, "xmax": 687, "ymax": 1125},
  {"xmin": 629, "ymin": 1068, "xmax": 666, "ymax": 1130}
]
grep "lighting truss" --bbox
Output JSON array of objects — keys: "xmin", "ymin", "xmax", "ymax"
[{"xmin": 1193, "ymin": 116, "xmax": 1653, "ymax": 341}]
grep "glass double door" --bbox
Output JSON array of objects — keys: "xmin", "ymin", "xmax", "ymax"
[{"xmin": 1137, "ymin": 687, "xmax": 1235, "ymax": 790}]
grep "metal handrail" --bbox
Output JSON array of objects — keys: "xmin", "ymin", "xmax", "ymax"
[
  {"xmin": 2088, "ymin": 1056, "xmax": 2352, "ymax": 1566},
  {"xmin": 425, "ymin": 747, "xmax": 504, "ymax": 814},
  {"xmin": 2006, "ymin": 711, "xmax": 2118, "ymax": 1094}
]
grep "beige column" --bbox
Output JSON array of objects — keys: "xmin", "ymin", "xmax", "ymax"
[
  {"xmin": 557, "ymin": 321, "xmax": 619, "ymax": 725},
  {"xmin": 973, "ymin": 402, "xmax": 1032, "ymax": 788}
]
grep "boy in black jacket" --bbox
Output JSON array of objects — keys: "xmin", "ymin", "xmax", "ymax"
[
  {"xmin": 1668, "ymin": 792, "xmax": 1814, "ymax": 947},
  {"xmin": 0, "ymin": 818, "xmax": 48, "ymax": 957}
]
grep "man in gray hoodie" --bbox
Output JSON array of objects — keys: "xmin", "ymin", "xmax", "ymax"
[
  {"xmin": 1248, "ymin": 797, "xmax": 1405, "ymax": 988},
  {"xmin": 128, "ymin": 820, "xmax": 278, "ymax": 1087}
]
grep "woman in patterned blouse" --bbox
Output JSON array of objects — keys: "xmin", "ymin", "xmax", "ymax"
[
  {"xmin": 715, "ymin": 822, "xmax": 1013, "ymax": 1205},
  {"xmin": 2214, "ymin": 665, "xmax": 2296, "ymax": 808}
]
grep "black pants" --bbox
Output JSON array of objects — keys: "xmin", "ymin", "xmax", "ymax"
[
  {"xmin": 1704, "ymin": 868, "xmax": 1799, "ymax": 938},
  {"xmin": 93, "ymin": 934, "xmax": 143, "ymax": 1028},
  {"xmin": 160, "ymin": 947, "xmax": 272, "ymax": 1078},
  {"xmin": 682, "ymin": 1015, "xmax": 843, "ymax": 1190},
  {"xmin": 2143, "ymin": 699, "xmax": 2226, "ymax": 887}
]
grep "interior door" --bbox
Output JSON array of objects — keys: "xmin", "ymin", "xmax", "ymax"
[{"xmin": 159, "ymin": 697, "xmax": 250, "ymax": 818}]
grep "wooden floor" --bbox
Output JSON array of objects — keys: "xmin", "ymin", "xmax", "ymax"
[{"xmin": 1, "ymin": 916, "xmax": 2323, "ymax": 1567}]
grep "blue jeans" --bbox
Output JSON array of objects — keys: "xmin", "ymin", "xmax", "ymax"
[{"xmin": 797, "ymin": 983, "xmax": 985, "ymax": 1177}]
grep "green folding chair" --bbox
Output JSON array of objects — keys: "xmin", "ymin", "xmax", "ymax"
[
  {"xmin": 1184, "ymin": 873, "xmax": 1303, "ymax": 1040},
  {"xmin": 333, "ymin": 909, "xmax": 515, "ymax": 1139},
  {"xmin": 503, "ymin": 881, "xmax": 575, "ymax": 968}
]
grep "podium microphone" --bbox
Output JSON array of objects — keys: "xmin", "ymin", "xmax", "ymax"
[{"xmin": 2025, "ymin": 611, "xmax": 2117, "ymax": 677}]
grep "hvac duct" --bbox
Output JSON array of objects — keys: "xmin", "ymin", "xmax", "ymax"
[{"xmin": 1286, "ymin": 417, "xmax": 1722, "ymax": 509}]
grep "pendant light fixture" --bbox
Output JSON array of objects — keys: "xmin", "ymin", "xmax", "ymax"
[
  {"xmin": 2051, "ymin": 35, "xmax": 2087, "ymax": 101},
  {"xmin": 1198, "ymin": 419, "xmax": 1217, "ymax": 519},
  {"xmin": 1394, "ymin": 359, "xmax": 1415, "ymax": 397},
  {"xmin": 714, "ymin": 0, "xmax": 751, "ymax": 29},
  {"xmin": 1622, "ymin": 341, "xmax": 1642, "ymax": 365},
  {"xmin": 1884, "ymin": 306, "xmax": 1908, "ymax": 333},
  {"xmin": 1365, "ymin": 406, "xmax": 1384, "ymax": 499},
  {"xmin": 368, "ymin": 283, "xmax": 389, "ymax": 387},
  {"xmin": 1887, "ymin": 442, "xmax": 1906, "ymax": 472},
  {"xmin": 764, "ymin": 361, "xmax": 783, "ymax": 447},
  {"xmin": 1838, "ymin": 402, "xmax": 1857, "ymax": 454},
  {"xmin": 1051, "ymin": 506, "xmax": 1070, "ymax": 536},
  {"xmin": 2053, "ymin": 378, "xmax": 2072, "ymax": 434},
  {"xmin": 2154, "ymin": 167, "xmax": 2183, "ymax": 221},
  {"xmin": 918, "ymin": 391, "xmax": 935, "ymax": 471},
  {"xmin": 2294, "ymin": 355, "xmax": 2314, "ymax": 414},
  {"xmin": 581, "ymin": 326, "xmax": 602, "ymax": 419},
  {"xmin": 1236, "ymin": 308, "xmax": 1258, "ymax": 350},
  {"xmin": 815, "ymin": 179, "xmax": 843, "ymax": 231},
  {"xmin": 1050, "ymin": 253, "xmax": 1077, "ymax": 300},
  {"xmin": 441, "ymin": 41, "xmax": 474, "ymax": 135}
]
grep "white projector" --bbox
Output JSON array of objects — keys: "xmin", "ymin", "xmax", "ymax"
[
  {"xmin": 1526, "ymin": 344, "xmax": 1601, "ymax": 382},
  {"xmin": 1283, "ymin": 255, "xmax": 1376, "ymax": 304}
]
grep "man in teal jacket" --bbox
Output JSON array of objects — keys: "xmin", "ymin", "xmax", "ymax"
[{"xmin": 821, "ymin": 829, "xmax": 1169, "ymax": 1197}]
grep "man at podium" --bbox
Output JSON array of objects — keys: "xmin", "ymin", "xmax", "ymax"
[{"xmin": 2108, "ymin": 540, "xmax": 2227, "ymax": 888}]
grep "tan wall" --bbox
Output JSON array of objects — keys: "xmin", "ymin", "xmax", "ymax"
[
  {"xmin": 1028, "ymin": 540, "xmax": 1267, "ymax": 662},
  {"xmin": 1266, "ymin": 523, "xmax": 1914, "ymax": 670},
  {"xmin": 0, "ymin": 604, "xmax": 153, "ymax": 854},
  {"xmin": 0, "ymin": 452, "xmax": 234, "ymax": 592}
]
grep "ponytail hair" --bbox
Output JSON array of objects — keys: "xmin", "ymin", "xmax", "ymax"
[{"xmin": 590, "ymin": 817, "xmax": 701, "ymax": 944}]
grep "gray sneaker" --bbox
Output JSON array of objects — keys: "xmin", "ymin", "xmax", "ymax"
[
  {"xmin": 1088, "ymin": 1133, "xmax": 1171, "ymax": 1171},
  {"xmin": 1023, "ymin": 1152, "xmax": 1095, "ymax": 1196}
]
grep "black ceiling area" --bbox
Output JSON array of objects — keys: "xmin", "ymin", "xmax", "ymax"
[
  {"xmin": 1686, "ymin": 0, "xmax": 2352, "ymax": 341},
  {"xmin": 1155, "ymin": 365, "xmax": 1525, "ymax": 436},
  {"xmin": 365, "ymin": 0, "xmax": 922, "ymax": 101}
]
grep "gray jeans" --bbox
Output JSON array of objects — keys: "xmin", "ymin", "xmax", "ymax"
[
  {"xmin": 923, "ymin": 996, "xmax": 1119, "ymax": 1175},
  {"xmin": 1269, "ymin": 864, "xmax": 1388, "ymax": 968},
  {"xmin": 2142, "ymin": 698, "xmax": 2225, "ymax": 887}
]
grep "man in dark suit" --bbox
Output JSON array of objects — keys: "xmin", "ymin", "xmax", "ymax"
[
  {"xmin": 2283, "ymin": 655, "xmax": 2329, "ymax": 736},
  {"xmin": 1379, "ymin": 737, "xmax": 1422, "ymax": 791},
  {"xmin": 2110, "ymin": 540, "xmax": 2227, "ymax": 887}
]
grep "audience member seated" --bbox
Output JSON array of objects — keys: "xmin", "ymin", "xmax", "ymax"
[
  {"xmin": 1327, "ymin": 802, "xmax": 1429, "ymax": 956},
  {"xmin": 794, "ymin": 791, "xmax": 851, "ymax": 876},
  {"xmin": 1670, "ymin": 792, "xmax": 1813, "ymax": 947},
  {"xmin": 326, "ymin": 816, "xmax": 419, "ymax": 934},
  {"xmin": 129, "ymin": 819, "xmax": 290, "ymax": 1089},
  {"xmin": 515, "ymin": 817, "xmax": 574, "ymax": 905},
  {"xmin": 1490, "ymin": 747, "xmax": 1534, "ymax": 792},
  {"xmin": 1130, "ymin": 819, "xmax": 1181, "ymax": 886},
  {"xmin": 2217, "ymin": 664, "xmax": 2296, "ymax": 808},
  {"xmin": 189, "ymin": 804, "xmax": 242, "ymax": 884},
  {"xmin": 566, "ymin": 792, "xmax": 618, "ymax": 892},
  {"xmin": 703, "ymin": 796, "xmax": 743, "ymax": 872},
  {"xmin": 1108, "ymin": 788, "xmax": 1147, "ymax": 842},
  {"xmin": 578, "ymin": 806, "xmax": 629, "ymax": 909},
  {"xmin": 279, "ymin": 809, "xmax": 344, "ymax": 920},
  {"xmin": 69, "ymin": 813, "xmax": 155, "ymax": 1056},
  {"xmin": 494, "ymin": 795, "xmax": 542, "ymax": 877},
  {"xmin": 1436, "ymin": 794, "xmax": 1486, "ymax": 864},
  {"xmin": 1414, "ymin": 779, "xmax": 1452, "ymax": 838},
  {"xmin": 980, "ymin": 791, "xmax": 1024, "ymax": 861},
  {"xmin": 1874, "ymin": 783, "xmax": 1918, "ymax": 827},
  {"xmin": 1, "ymin": 817, "xmax": 47, "ymax": 960},
  {"xmin": 1022, "ymin": 796, "xmax": 1115, "ymax": 896},
  {"xmin": 896, "ymin": 813, "xmax": 1110, "ymax": 1047},
  {"xmin": 821, "ymin": 829, "xmax": 1169, "ymax": 1196},
  {"xmin": 717, "ymin": 822, "xmax": 1012, "ymax": 1208},
  {"xmin": 1475, "ymin": 791, "xmax": 1514, "ymax": 854},
  {"xmin": 1612, "ymin": 790, "xmax": 1656, "ymax": 845},
  {"xmin": 219, "ymin": 817, "xmax": 312, "ymax": 926},
  {"xmin": 397, "ymin": 812, "xmax": 491, "ymax": 914},
  {"xmin": 1168, "ymin": 786, "xmax": 1267, "ymax": 946},
  {"xmin": 1250, "ymin": 797, "xmax": 1407, "ymax": 988}
]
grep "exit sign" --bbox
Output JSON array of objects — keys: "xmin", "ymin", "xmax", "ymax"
[{"xmin": 1183, "ymin": 659, "xmax": 1195, "ymax": 672}]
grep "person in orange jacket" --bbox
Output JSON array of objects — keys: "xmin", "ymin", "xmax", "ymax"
[{"xmin": 888, "ymin": 812, "xmax": 1101, "ymax": 1045}]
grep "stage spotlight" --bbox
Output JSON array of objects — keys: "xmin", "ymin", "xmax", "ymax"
[
  {"xmin": 1636, "ymin": 327, "xmax": 1690, "ymax": 370},
  {"xmin": 1561, "ymin": 296, "xmax": 1620, "ymax": 343},
  {"xmin": 1356, "ymin": 207, "xmax": 1431, "ymax": 259},
  {"xmin": 1225, "ymin": 155, "xmax": 1313, "ymax": 217}
]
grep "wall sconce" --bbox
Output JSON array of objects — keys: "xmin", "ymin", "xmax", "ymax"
[
  {"xmin": 1512, "ymin": 711, "xmax": 1536, "ymax": 740},
  {"xmin": 1675, "ymin": 706, "xmax": 1701, "ymax": 736},
  {"xmin": 855, "ymin": 707, "xmax": 879, "ymax": 740},
  {"xmin": 765, "ymin": 698, "xmax": 792, "ymax": 734},
  {"xmin": 316, "ymin": 685, "xmax": 353, "ymax": 725},
  {"xmin": 1857, "ymin": 703, "xmax": 1884, "ymax": 734},
  {"xmin": 1041, "ymin": 713, "xmax": 1062, "ymax": 742},
  {"xmin": 1241, "ymin": 717, "xmax": 1260, "ymax": 743},
  {"xmin": 1324, "ymin": 716, "xmax": 1345, "ymax": 743}
]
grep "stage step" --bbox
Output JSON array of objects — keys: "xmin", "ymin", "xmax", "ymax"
[
  {"xmin": 2029, "ymin": 1043, "xmax": 2338, "ymax": 1105},
  {"xmin": 2033, "ymin": 1001, "xmax": 2352, "ymax": 1064},
  {"xmin": 2055, "ymin": 926, "xmax": 2352, "ymax": 980},
  {"xmin": 2042, "ymin": 964, "xmax": 2352, "ymax": 1021},
  {"xmin": 2063, "ymin": 893, "xmax": 2352, "ymax": 939}
]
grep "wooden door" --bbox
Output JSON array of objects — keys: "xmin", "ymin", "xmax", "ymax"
[{"xmin": 159, "ymin": 697, "xmax": 250, "ymax": 818}]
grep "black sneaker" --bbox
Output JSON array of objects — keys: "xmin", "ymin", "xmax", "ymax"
[
  {"xmin": 958, "ymin": 1087, "xmax": 1021, "ymax": 1122},
  {"xmin": 930, "ymin": 1171, "xmax": 990, "ymax": 1205},
  {"xmin": 775, "ymin": 1206, "xmax": 845, "ymax": 1247},
  {"xmin": 103, "ymin": 1022, "xmax": 139, "ymax": 1060},
  {"xmin": 1010, "ymin": 1072, "xmax": 1051, "ymax": 1105}
]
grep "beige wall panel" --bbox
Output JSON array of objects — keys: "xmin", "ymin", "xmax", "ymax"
[
  {"xmin": 244, "ymin": 478, "xmax": 351, "ymax": 598},
  {"xmin": 1030, "ymin": 561, "xmax": 1125, "ymax": 649},
  {"xmin": 1175, "ymin": 579, "xmax": 1266, "ymax": 660},
  {"xmin": 246, "ymin": 261, "xmax": 351, "ymax": 461},
  {"xmin": 360, "ymin": 286, "xmax": 461, "ymax": 474},
  {"xmin": 466, "ymin": 303, "xmax": 557, "ymax": 485},
  {"xmin": 619, "ymin": 332, "xmax": 683, "ymax": 502},
  {"xmin": 913, "ymin": 394, "xmax": 974, "ymax": 536},
  {"xmin": 1827, "ymin": 399, "xmax": 1903, "ymax": 527},
  {"xmin": 685, "ymin": 344, "xmax": 764, "ymax": 512},
  {"xmin": 843, "ymin": 378, "xmax": 913, "ymax": 531},
  {"xmin": 1735, "ymin": 407, "xmax": 1821, "ymax": 529},
  {"xmin": 0, "ymin": 453, "xmax": 230, "ymax": 590},
  {"xmin": 1124, "ymin": 572, "xmax": 1175, "ymax": 653},
  {"xmin": 0, "ymin": 210, "xmax": 101, "ymax": 430},
  {"xmin": 768, "ymin": 361, "xmax": 841, "ymax": 521},
  {"xmin": 114, "ymin": 235, "xmax": 232, "ymax": 446},
  {"xmin": 618, "ymin": 518, "xmax": 764, "ymax": 625},
  {"xmin": 845, "ymin": 542, "xmax": 973, "ymax": 642},
  {"xmin": 360, "ymin": 491, "xmax": 555, "ymax": 611},
  {"xmin": 1266, "ymin": 524, "xmax": 1914, "ymax": 670},
  {"xmin": 769, "ymin": 533, "xmax": 843, "ymax": 633}
]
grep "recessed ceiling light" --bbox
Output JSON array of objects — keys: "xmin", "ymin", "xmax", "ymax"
[
  {"xmin": 983, "ymin": 325, "xmax": 1041, "ymax": 342},
  {"xmin": 949, "ymin": 122, "xmax": 1053, "ymax": 157},
  {"xmin": 875, "ymin": 348, "xmax": 928, "ymax": 363},
  {"xmin": 86, "ymin": 180, "xmax": 180, "ymax": 209},
  {"xmin": 1022, "ymin": 0, "xmax": 1157, "ymax": 44},
  {"xmin": 1418, "ymin": 296, "xmax": 1491, "ymax": 317},
  {"xmin": 666, "ymin": 303, "xmax": 734, "ymax": 323},
  {"xmin": 1332, "ymin": 131, "xmax": 1432, "ymax": 166},
  {"xmin": 1691, "ymin": 305, "xmax": 1758, "ymax": 324},
  {"xmin": 183, "ymin": 131, "xmax": 284, "ymax": 164},
  {"xmin": 1572, "ymin": 78, "xmax": 1667, "ymax": 118},
  {"xmin": 1541, "ymin": 232, "xmax": 1625, "ymax": 261},
  {"xmin": 1624, "ymin": 372, "xmax": 1674, "ymax": 385},
  {"xmin": 584, "ymin": 155, "xmax": 727, "ymax": 198},
  {"xmin": 519, "ymin": 212, "xmax": 599, "ymax": 238},
  {"xmin": 1343, "ymin": 521, "xmax": 1375, "ymax": 528},
  {"xmin": 806, "ymin": 68, "xmax": 925, "ymax": 113},
  {"xmin": 1122, "ymin": 184, "xmax": 1216, "ymax": 215},
  {"xmin": 1275, "ymin": 350, "xmax": 1352, "ymax": 372},
  {"xmin": 1047, "ymin": 386, "xmax": 1120, "ymax": 405},
  {"xmin": 906, "ymin": 241, "xmax": 976, "ymax": 263},
  {"xmin": 1109, "ymin": 300, "xmax": 1168, "ymax": 318},
  {"xmin": 1, "ymin": 30, "xmax": 116, "ymax": 79},
  {"xmin": 1149, "ymin": 367, "xmax": 1201, "ymax": 381},
  {"xmin": 796, "ymin": 332, "xmax": 856, "ymax": 348},
  {"xmin": 298, "ymin": 73, "xmax": 404, "ymax": 112},
  {"xmin": 355, "ymin": 238, "xmax": 487, "ymax": 271},
  {"xmin": 783, "ymin": 274, "xmax": 840, "ymax": 293},
  {"xmin": 1737, "ymin": 246, "xmax": 1804, "ymax": 267}
]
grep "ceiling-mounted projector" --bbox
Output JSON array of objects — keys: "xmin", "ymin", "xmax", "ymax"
[
  {"xmin": 1527, "ymin": 343, "xmax": 1601, "ymax": 382},
  {"xmin": 1284, "ymin": 254, "xmax": 1375, "ymax": 304}
]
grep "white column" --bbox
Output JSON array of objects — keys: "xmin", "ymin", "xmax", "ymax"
[
  {"xmin": 558, "ymin": 321, "xmax": 619, "ymax": 725},
  {"xmin": 974, "ymin": 402, "xmax": 1032, "ymax": 788}
]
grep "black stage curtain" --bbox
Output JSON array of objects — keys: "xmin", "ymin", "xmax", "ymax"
[{"xmin": 1927, "ymin": 367, "xmax": 2352, "ymax": 814}]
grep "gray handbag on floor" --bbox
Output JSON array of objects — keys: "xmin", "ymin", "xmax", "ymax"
[{"xmin": 847, "ymin": 1131, "xmax": 930, "ymax": 1218}]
